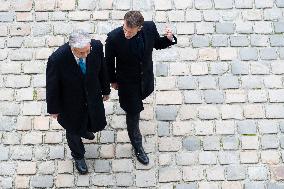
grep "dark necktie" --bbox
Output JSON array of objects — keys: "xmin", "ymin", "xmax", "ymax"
[{"xmin": 78, "ymin": 58, "xmax": 86, "ymax": 74}]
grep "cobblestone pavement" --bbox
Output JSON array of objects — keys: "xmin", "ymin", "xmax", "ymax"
[{"xmin": 1, "ymin": 0, "xmax": 284, "ymax": 188}]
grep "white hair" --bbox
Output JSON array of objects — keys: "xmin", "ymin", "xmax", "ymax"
[{"xmin": 69, "ymin": 29, "xmax": 91, "ymax": 48}]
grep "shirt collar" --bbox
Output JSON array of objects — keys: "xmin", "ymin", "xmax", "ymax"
[{"xmin": 72, "ymin": 52, "xmax": 86, "ymax": 64}]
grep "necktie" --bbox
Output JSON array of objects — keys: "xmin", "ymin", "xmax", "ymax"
[{"xmin": 78, "ymin": 58, "xmax": 86, "ymax": 74}]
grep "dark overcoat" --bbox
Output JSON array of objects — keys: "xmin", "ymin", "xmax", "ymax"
[
  {"xmin": 105, "ymin": 21, "xmax": 177, "ymax": 113},
  {"xmin": 46, "ymin": 39, "xmax": 110, "ymax": 135}
]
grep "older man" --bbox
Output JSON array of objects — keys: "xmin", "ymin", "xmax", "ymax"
[
  {"xmin": 46, "ymin": 30, "xmax": 110, "ymax": 174},
  {"xmin": 105, "ymin": 11, "xmax": 177, "ymax": 165}
]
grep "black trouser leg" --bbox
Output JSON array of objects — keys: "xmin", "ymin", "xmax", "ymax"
[
  {"xmin": 66, "ymin": 131, "xmax": 85, "ymax": 159},
  {"xmin": 126, "ymin": 112, "xmax": 142, "ymax": 149}
]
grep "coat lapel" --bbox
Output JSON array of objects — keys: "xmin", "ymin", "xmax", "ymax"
[
  {"xmin": 66, "ymin": 45, "xmax": 84, "ymax": 79},
  {"xmin": 141, "ymin": 27, "xmax": 148, "ymax": 60}
]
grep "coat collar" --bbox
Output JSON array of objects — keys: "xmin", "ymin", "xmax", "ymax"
[
  {"xmin": 119, "ymin": 25, "xmax": 149, "ymax": 61},
  {"xmin": 65, "ymin": 44, "xmax": 92, "ymax": 79}
]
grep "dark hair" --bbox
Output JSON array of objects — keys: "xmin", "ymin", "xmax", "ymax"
[{"xmin": 124, "ymin": 11, "xmax": 144, "ymax": 28}]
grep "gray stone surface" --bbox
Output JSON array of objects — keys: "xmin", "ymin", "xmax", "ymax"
[{"xmin": 0, "ymin": 1, "xmax": 283, "ymax": 188}]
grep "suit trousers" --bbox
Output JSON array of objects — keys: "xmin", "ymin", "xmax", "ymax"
[
  {"xmin": 65, "ymin": 113, "xmax": 91, "ymax": 159},
  {"xmin": 66, "ymin": 131, "xmax": 85, "ymax": 159},
  {"xmin": 126, "ymin": 112, "xmax": 142, "ymax": 149}
]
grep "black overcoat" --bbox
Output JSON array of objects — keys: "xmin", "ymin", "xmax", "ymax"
[
  {"xmin": 105, "ymin": 21, "xmax": 177, "ymax": 113},
  {"xmin": 46, "ymin": 40, "xmax": 110, "ymax": 135}
]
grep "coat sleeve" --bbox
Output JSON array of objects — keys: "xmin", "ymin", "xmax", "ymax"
[
  {"xmin": 105, "ymin": 34, "xmax": 117, "ymax": 83},
  {"xmin": 98, "ymin": 42, "xmax": 111, "ymax": 95},
  {"xmin": 46, "ymin": 56, "xmax": 61, "ymax": 114},
  {"xmin": 152, "ymin": 22, "xmax": 177, "ymax": 50}
]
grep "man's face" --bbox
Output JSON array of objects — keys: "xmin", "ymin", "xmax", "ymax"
[
  {"xmin": 123, "ymin": 20, "xmax": 142, "ymax": 39},
  {"xmin": 72, "ymin": 43, "xmax": 91, "ymax": 58}
]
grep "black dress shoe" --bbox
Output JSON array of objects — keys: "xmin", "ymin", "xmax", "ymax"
[
  {"xmin": 74, "ymin": 158, "xmax": 88, "ymax": 174},
  {"xmin": 134, "ymin": 146, "xmax": 149, "ymax": 165},
  {"xmin": 81, "ymin": 132, "xmax": 95, "ymax": 140}
]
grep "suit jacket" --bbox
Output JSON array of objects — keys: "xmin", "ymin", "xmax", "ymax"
[
  {"xmin": 105, "ymin": 21, "xmax": 177, "ymax": 112},
  {"xmin": 46, "ymin": 39, "xmax": 110, "ymax": 134}
]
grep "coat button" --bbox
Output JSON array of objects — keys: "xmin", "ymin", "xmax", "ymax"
[{"xmin": 141, "ymin": 71, "xmax": 143, "ymax": 75}]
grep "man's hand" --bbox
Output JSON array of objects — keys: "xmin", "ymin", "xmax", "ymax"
[
  {"xmin": 111, "ymin": 83, "xmax": 119, "ymax": 90},
  {"xmin": 103, "ymin": 95, "xmax": 109, "ymax": 101},
  {"xmin": 164, "ymin": 26, "xmax": 174, "ymax": 41},
  {"xmin": 51, "ymin": 114, "xmax": 59, "ymax": 119}
]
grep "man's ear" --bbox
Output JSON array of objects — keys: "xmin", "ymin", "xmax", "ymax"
[{"xmin": 138, "ymin": 26, "xmax": 143, "ymax": 31}]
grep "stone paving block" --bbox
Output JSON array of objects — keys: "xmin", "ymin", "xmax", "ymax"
[
  {"xmin": 55, "ymin": 174, "xmax": 74, "ymax": 188},
  {"xmin": 49, "ymin": 145, "xmax": 65, "ymax": 160},
  {"xmin": 0, "ymin": 162, "xmax": 16, "ymax": 176},
  {"xmin": 17, "ymin": 161, "xmax": 36, "ymax": 175},
  {"xmin": 204, "ymin": 90, "xmax": 224, "ymax": 104},
  {"xmin": 15, "ymin": 176, "xmax": 30, "ymax": 189},
  {"xmin": 172, "ymin": 121, "xmax": 194, "ymax": 136},
  {"xmin": 203, "ymin": 10, "xmax": 220, "ymax": 22},
  {"xmin": 221, "ymin": 105, "xmax": 243, "ymax": 120},
  {"xmin": 196, "ymin": 22, "xmax": 214, "ymax": 34},
  {"xmin": 201, "ymin": 182, "xmax": 219, "ymax": 189},
  {"xmin": 248, "ymin": 166, "xmax": 268, "ymax": 180},
  {"xmin": 99, "ymin": 144, "xmax": 114, "ymax": 159},
  {"xmin": 156, "ymin": 105, "xmax": 178, "ymax": 121},
  {"xmin": 176, "ymin": 152, "xmax": 198, "ymax": 166},
  {"xmin": 210, "ymin": 62, "xmax": 229, "ymax": 76},
  {"xmin": 112, "ymin": 159, "xmax": 133, "ymax": 172},
  {"xmin": 183, "ymin": 166, "xmax": 204, "ymax": 181},
  {"xmin": 206, "ymin": 166, "xmax": 225, "ymax": 181},
  {"xmin": 0, "ymin": 177, "xmax": 13, "ymax": 189},
  {"xmin": 94, "ymin": 160, "xmax": 111, "ymax": 173},
  {"xmin": 199, "ymin": 151, "xmax": 217, "ymax": 164},
  {"xmin": 261, "ymin": 150, "xmax": 280, "ymax": 164},
  {"xmin": 266, "ymin": 105, "xmax": 284, "ymax": 118},
  {"xmin": 174, "ymin": 0, "xmax": 193, "ymax": 9},
  {"xmin": 216, "ymin": 121, "xmax": 235, "ymax": 135},
  {"xmin": 198, "ymin": 105, "xmax": 219, "ymax": 120},
  {"xmin": 219, "ymin": 76, "xmax": 239, "ymax": 89},
  {"xmin": 38, "ymin": 161, "xmax": 55, "ymax": 174},
  {"xmin": 176, "ymin": 183, "xmax": 197, "ymax": 189},
  {"xmin": 259, "ymin": 120, "xmax": 279, "ymax": 134},
  {"xmin": 176, "ymin": 23, "xmax": 195, "ymax": 35},
  {"xmin": 226, "ymin": 166, "xmax": 246, "ymax": 181},
  {"xmin": 183, "ymin": 137, "xmax": 201, "ymax": 151},
  {"xmin": 30, "ymin": 175, "xmax": 53, "ymax": 188},
  {"xmin": 237, "ymin": 120, "xmax": 257, "ymax": 134},
  {"xmin": 255, "ymin": 0, "xmax": 273, "ymax": 8},
  {"xmin": 261, "ymin": 135, "xmax": 279, "ymax": 149},
  {"xmin": 218, "ymin": 151, "xmax": 239, "ymax": 165},
  {"xmin": 194, "ymin": 121, "xmax": 214, "ymax": 135},
  {"xmin": 212, "ymin": 35, "xmax": 229, "ymax": 48},
  {"xmin": 251, "ymin": 35, "xmax": 269, "ymax": 47},
  {"xmin": 159, "ymin": 137, "xmax": 182, "ymax": 152},
  {"xmin": 159, "ymin": 153, "xmax": 172, "ymax": 166},
  {"xmin": 115, "ymin": 144, "xmax": 132, "ymax": 158},
  {"xmin": 225, "ymin": 90, "xmax": 246, "ymax": 103},
  {"xmin": 222, "ymin": 182, "xmax": 243, "ymax": 189},
  {"xmin": 116, "ymin": 173, "xmax": 133, "ymax": 186},
  {"xmin": 136, "ymin": 170, "xmax": 156, "ymax": 187},
  {"xmin": 195, "ymin": 0, "xmax": 213, "ymax": 9},
  {"xmin": 222, "ymin": 136, "xmax": 239, "ymax": 150},
  {"xmin": 203, "ymin": 136, "xmax": 220, "ymax": 151},
  {"xmin": 240, "ymin": 151, "xmax": 259, "ymax": 164},
  {"xmin": 236, "ymin": 21, "xmax": 253, "ymax": 34},
  {"xmin": 154, "ymin": 0, "xmax": 172, "ymax": 10}
]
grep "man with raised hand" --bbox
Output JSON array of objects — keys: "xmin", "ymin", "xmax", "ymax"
[{"xmin": 105, "ymin": 11, "xmax": 177, "ymax": 165}]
